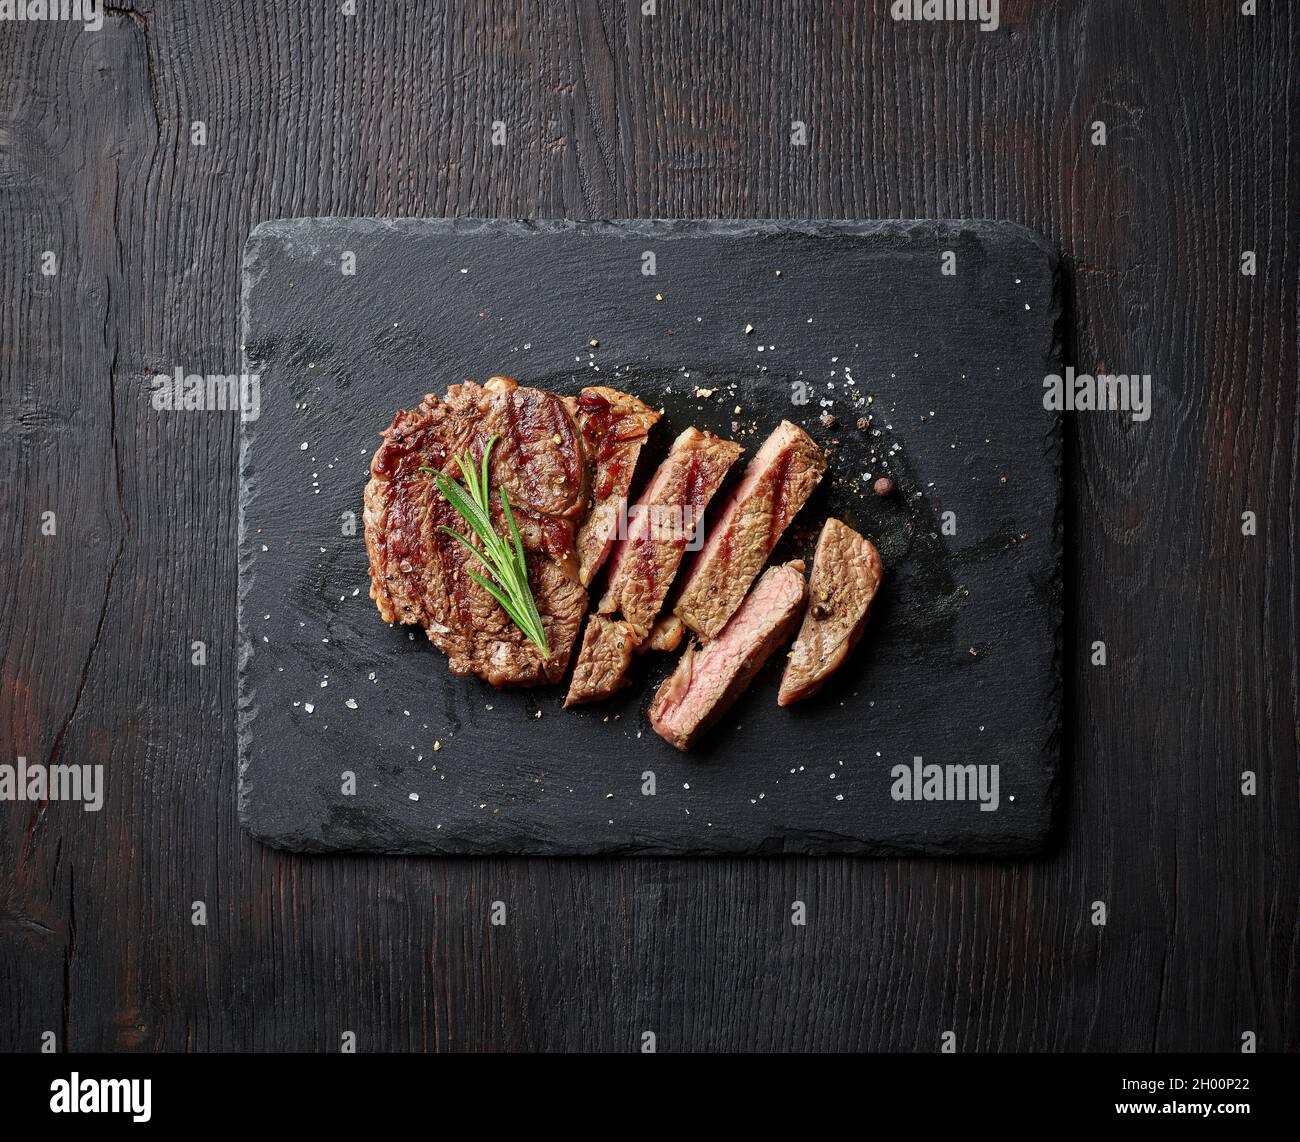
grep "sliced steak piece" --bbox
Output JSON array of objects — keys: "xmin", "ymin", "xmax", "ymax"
[
  {"xmin": 599, "ymin": 427, "xmax": 744, "ymax": 637},
  {"xmin": 569, "ymin": 386, "xmax": 661, "ymax": 587},
  {"xmin": 778, "ymin": 519, "xmax": 883, "ymax": 706},
  {"xmin": 563, "ymin": 615, "xmax": 638, "ymax": 707},
  {"xmin": 649, "ymin": 561, "xmax": 807, "ymax": 751},
  {"xmin": 364, "ymin": 376, "xmax": 588, "ymax": 687},
  {"xmin": 673, "ymin": 420, "xmax": 826, "ymax": 641},
  {"xmin": 566, "ymin": 429, "xmax": 742, "ymax": 705}
]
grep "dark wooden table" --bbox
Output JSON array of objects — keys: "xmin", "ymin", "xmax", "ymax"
[{"xmin": 1, "ymin": 1, "xmax": 1295, "ymax": 1053}]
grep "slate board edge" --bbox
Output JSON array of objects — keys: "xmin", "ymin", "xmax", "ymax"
[
  {"xmin": 236, "ymin": 217, "xmax": 1065, "ymax": 857},
  {"xmin": 1040, "ymin": 247, "xmax": 1066, "ymax": 854},
  {"xmin": 238, "ymin": 215, "xmax": 1061, "ymax": 263}
]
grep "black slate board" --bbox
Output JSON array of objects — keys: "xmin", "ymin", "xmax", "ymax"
[{"xmin": 238, "ymin": 219, "xmax": 1061, "ymax": 855}]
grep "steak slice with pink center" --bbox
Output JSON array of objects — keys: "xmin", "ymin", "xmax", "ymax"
[
  {"xmin": 563, "ymin": 614, "xmax": 639, "ymax": 707},
  {"xmin": 673, "ymin": 420, "xmax": 826, "ymax": 641},
  {"xmin": 649, "ymin": 560, "xmax": 807, "ymax": 751},
  {"xmin": 778, "ymin": 518, "xmax": 883, "ymax": 706},
  {"xmin": 599, "ymin": 426, "xmax": 744, "ymax": 636},
  {"xmin": 565, "ymin": 427, "xmax": 743, "ymax": 706}
]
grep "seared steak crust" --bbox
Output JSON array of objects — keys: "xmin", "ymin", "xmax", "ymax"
[
  {"xmin": 567, "ymin": 427, "xmax": 742, "ymax": 702},
  {"xmin": 778, "ymin": 519, "xmax": 883, "ymax": 706},
  {"xmin": 599, "ymin": 427, "xmax": 744, "ymax": 637},
  {"xmin": 563, "ymin": 615, "xmax": 638, "ymax": 707},
  {"xmin": 674, "ymin": 420, "xmax": 826, "ymax": 640},
  {"xmin": 570, "ymin": 387, "xmax": 661, "ymax": 587},
  {"xmin": 649, "ymin": 561, "xmax": 807, "ymax": 750},
  {"xmin": 364, "ymin": 376, "xmax": 587, "ymax": 687}
]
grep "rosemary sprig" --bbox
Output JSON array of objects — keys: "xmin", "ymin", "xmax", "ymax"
[{"xmin": 423, "ymin": 436, "xmax": 550, "ymax": 657}]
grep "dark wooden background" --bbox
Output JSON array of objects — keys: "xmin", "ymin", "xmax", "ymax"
[{"xmin": 1, "ymin": 1, "xmax": 1296, "ymax": 1052}]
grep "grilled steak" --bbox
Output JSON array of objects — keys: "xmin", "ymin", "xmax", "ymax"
[
  {"xmin": 569, "ymin": 426, "xmax": 743, "ymax": 702},
  {"xmin": 649, "ymin": 561, "xmax": 807, "ymax": 750},
  {"xmin": 599, "ymin": 427, "xmax": 744, "ymax": 636},
  {"xmin": 568, "ymin": 428, "xmax": 743, "ymax": 703},
  {"xmin": 570, "ymin": 387, "xmax": 661, "ymax": 587},
  {"xmin": 563, "ymin": 615, "xmax": 638, "ymax": 706},
  {"xmin": 778, "ymin": 519, "xmax": 883, "ymax": 706},
  {"xmin": 364, "ymin": 376, "xmax": 587, "ymax": 687},
  {"xmin": 674, "ymin": 420, "xmax": 826, "ymax": 640}
]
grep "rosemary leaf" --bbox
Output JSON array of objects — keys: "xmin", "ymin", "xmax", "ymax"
[{"xmin": 427, "ymin": 435, "xmax": 551, "ymax": 658}]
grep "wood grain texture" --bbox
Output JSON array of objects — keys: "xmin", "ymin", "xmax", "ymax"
[{"xmin": 1, "ymin": 0, "xmax": 1295, "ymax": 1052}]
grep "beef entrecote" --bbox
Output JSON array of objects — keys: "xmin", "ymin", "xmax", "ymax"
[
  {"xmin": 649, "ymin": 560, "xmax": 807, "ymax": 750},
  {"xmin": 569, "ymin": 387, "xmax": 661, "ymax": 587},
  {"xmin": 563, "ymin": 427, "xmax": 743, "ymax": 705},
  {"xmin": 673, "ymin": 420, "xmax": 826, "ymax": 641},
  {"xmin": 778, "ymin": 519, "xmax": 883, "ymax": 706},
  {"xmin": 599, "ymin": 427, "xmax": 744, "ymax": 635},
  {"xmin": 364, "ymin": 369, "xmax": 870, "ymax": 732},
  {"xmin": 364, "ymin": 376, "xmax": 588, "ymax": 687},
  {"xmin": 563, "ymin": 615, "xmax": 638, "ymax": 707},
  {"xmin": 559, "ymin": 426, "xmax": 743, "ymax": 707}
]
